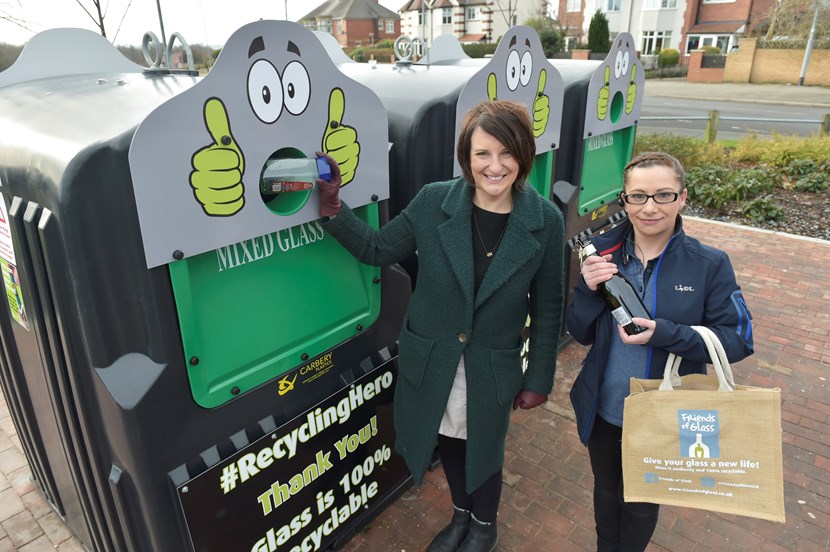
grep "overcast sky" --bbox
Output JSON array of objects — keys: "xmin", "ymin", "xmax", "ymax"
[{"xmin": 1, "ymin": 0, "xmax": 406, "ymax": 47}]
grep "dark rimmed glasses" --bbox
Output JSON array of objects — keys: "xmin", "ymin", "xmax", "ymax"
[{"xmin": 621, "ymin": 192, "xmax": 681, "ymax": 205}]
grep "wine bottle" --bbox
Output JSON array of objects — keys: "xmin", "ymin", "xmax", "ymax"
[
  {"xmin": 260, "ymin": 156, "xmax": 332, "ymax": 195},
  {"xmin": 689, "ymin": 434, "xmax": 711, "ymax": 458},
  {"xmin": 580, "ymin": 238, "xmax": 651, "ymax": 335}
]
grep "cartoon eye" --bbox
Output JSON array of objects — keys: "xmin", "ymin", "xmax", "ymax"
[
  {"xmin": 247, "ymin": 59, "xmax": 284, "ymax": 124},
  {"xmin": 621, "ymin": 51, "xmax": 631, "ymax": 76},
  {"xmin": 506, "ymin": 49, "xmax": 521, "ymax": 91},
  {"xmin": 614, "ymin": 50, "xmax": 623, "ymax": 79},
  {"xmin": 520, "ymin": 51, "xmax": 533, "ymax": 87},
  {"xmin": 282, "ymin": 61, "xmax": 311, "ymax": 116}
]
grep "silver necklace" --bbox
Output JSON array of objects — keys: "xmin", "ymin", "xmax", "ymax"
[{"xmin": 472, "ymin": 210, "xmax": 508, "ymax": 258}]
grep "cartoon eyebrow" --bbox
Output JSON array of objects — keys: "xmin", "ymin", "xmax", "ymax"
[
  {"xmin": 525, "ymin": 38, "xmax": 531, "ymax": 48},
  {"xmin": 287, "ymin": 40, "xmax": 301, "ymax": 57},
  {"xmin": 509, "ymin": 36, "xmax": 517, "ymax": 47},
  {"xmin": 248, "ymin": 36, "xmax": 265, "ymax": 58}
]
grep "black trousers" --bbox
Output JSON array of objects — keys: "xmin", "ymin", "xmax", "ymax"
[
  {"xmin": 437, "ymin": 434, "xmax": 502, "ymax": 523},
  {"xmin": 588, "ymin": 415, "xmax": 659, "ymax": 552}
]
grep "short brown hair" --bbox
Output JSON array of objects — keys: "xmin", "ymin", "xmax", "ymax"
[
  {"xmin": 624, "ymin": 151, "xmax": 686, "ymax": 191},
  {"xmin": 456, "ymin": 100, "xmax": 536, "ymax": 191}
]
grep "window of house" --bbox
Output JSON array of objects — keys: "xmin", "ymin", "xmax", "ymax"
[
  {"xmin": 686, "ymin": 35, "xmax": 701, "ymax": 51},
  {"xmin": 606, "ymin": 0, "xmax": 621, "ymax": 11},
  {"xmin": 418, "ymin": 11, "xmax": 424, "ymax": 25},
  {"xmin": 442, "ymin": 8, "xmax": 452, "ymax": 24},
  {"xmin": 386, "ymin": 19, "xmax": 395, "ymax": 33},
  {"xmin": 467, "ymin": 6, "xmax": 480, "ymax": 20},
  {"xmin": 567, "ymin": 0, "xmax": 581, "ymax": 12},
  {"xmin": 641, "ymin": 30, "xmax": 672, "ymax": 54},
  {"xmin": 645, "ymin": 0, "xmax": 677, "ymax": 8},
  {"xmin": 322, "ymin": 20, "xmax": 332, "ymax": 34},
  {"xmin": 378, "ymin": 19, "xmax": 384, "ymax": 31}
]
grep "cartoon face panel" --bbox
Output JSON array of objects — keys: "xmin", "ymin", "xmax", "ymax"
[
  {"xmin": 584, "ymin": 32, "xmax": 644, "ymax": 139},
  {"xmin": 453, "ymin": 26, "xmax": 564, "ymax": 177},
  {"xmin": 129, "ymin": 20, "xmax": 389, "ymax": 268}
]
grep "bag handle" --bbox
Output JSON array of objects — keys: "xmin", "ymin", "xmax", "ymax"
[{"xmin": 658, "ymin": 326, "xmax": 736, "ymax": 392}]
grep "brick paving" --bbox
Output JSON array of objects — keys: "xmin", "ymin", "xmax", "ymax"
[{"xmin": 1, "ymin": 216, "xmax": 829, "ymax": 551}]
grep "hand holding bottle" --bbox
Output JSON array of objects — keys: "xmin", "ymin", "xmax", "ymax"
[
  {"xmin": 618, "ymin": 317, "xmax": 655, "ymax": 345},
  {"xmin": 315, "ymin": 151, "xmax": 342, "ymax": 218},
  {"xmin": 581, "ymin": 253, "xmax": 618, "ymax": 291}
]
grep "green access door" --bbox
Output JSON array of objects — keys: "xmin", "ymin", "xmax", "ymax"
[
  {"xmin": 170, "ymin": 205, "xmax": 380, "ymax": 408},
  {"xmin": 578, "ymin": 127, "xmax": 636, "ymax": 216}
]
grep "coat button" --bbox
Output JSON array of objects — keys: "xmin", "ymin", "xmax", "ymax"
[{"xmin": 458, "ymin": 332, "xmax": 468, "ymax": 343}]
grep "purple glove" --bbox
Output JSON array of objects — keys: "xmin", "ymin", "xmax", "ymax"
[
  {"xmin": 315, "ymin": 151, "xmax": 342, "ymax": 218},
  {"xmin": 512, "ymin": 390, "xmax": 548, "ymax": 411}
]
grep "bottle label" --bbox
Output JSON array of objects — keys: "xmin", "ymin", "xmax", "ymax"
[
  {"xmin": 261, "ymin": 180, "xmax": 315, "ymax": 194},
  {"xmin": 610, "ymin": 306, "xmax": 633, "ymax": 326}
]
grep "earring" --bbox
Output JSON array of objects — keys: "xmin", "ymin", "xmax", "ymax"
[{"xmin": 618, "ymin": 195, "xmax": 625, "ymax": 207}]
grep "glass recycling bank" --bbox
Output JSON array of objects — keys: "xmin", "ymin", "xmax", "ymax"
[{"xmin": 0, "ymin": 19, "xmax": 643, "ymax": 552}]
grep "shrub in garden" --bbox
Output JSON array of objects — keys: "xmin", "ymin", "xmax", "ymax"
[
  {"xmin": 658, "ymin": 48, "xmax": 680, "ymax": 67},
  {"xmin": 740, "ymin": 195, "xmax": 784, "ymax": 222}
]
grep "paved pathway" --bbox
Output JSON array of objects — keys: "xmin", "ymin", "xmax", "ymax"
[{"xmin": 1, "ymin": 217, "xmax": 829, "ymax": 551}]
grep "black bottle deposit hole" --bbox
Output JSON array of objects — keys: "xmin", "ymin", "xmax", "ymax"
[
  {"xmin": 610, "ymin": 91, "xmax": 624, "ymax": 124},
  {"xmin": 259, "ymin": 147, "xmax": 312, "ymax": 216}
]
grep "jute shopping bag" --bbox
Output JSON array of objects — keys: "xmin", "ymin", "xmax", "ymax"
[{"xmin": 621, "ymin": 326, "xmax": 785, "ymax": 522}]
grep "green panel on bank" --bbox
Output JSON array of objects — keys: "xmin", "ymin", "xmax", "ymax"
[
  {"xmin": 578, "ymin": 126, "xmax": 636, "ymax": 216},
  {"xmin": 169, "ymin": 204, "xmax": 381, "ymax": 408},
  {"xmin": 528, "ymin": 150, "xmax": 555, "ymax": 199}
]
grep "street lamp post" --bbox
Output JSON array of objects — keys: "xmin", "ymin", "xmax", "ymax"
[{"xmin": 798, "ymin": 0, "xmax": 822, "ymax": 86}]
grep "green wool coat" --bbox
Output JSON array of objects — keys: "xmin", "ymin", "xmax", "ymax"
[{"xmin": 323, "ymin": 177, "xmax": 565, "ymax": 492}]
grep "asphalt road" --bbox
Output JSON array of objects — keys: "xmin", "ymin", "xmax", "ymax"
[{"xmin": 639, "ymin": 96, "xmax": 828, "ymax": 140}]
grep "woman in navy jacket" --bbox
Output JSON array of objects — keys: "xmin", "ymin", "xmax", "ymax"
[{"xmin": 567, "ymin": 152, "xmax": 754, "ymax": 552}]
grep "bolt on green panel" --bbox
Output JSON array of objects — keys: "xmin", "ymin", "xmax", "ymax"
[
  {"xmin": 579, "ymin": 126, "xmax": 636, "ymax": 215},
  {"xmin": 169, "ymin": 204, "xmax": 381, "ymax": 408}
]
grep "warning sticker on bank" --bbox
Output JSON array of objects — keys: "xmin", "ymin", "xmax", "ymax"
[
  {"xmin": 0, "ymin": 196, "xmax": 16, "ymax": 264},
  {"xmin": 1, "ymin": 258, "xmax": 29, "ymax": 330}
]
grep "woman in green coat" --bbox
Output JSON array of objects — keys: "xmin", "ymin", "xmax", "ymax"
[{"xmin": 317, "ymin": 100, "xmax": 565, "ymax": 552}]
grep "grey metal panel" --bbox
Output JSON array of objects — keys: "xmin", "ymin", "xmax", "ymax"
[
  {"xmin": 583, "ymin": 33, "xmax": 645, "ymax": 139},
  {"xmin": 0, "ymin": 28, "xmax": 143, "ymax": 89},
  {"xmin": 129, "ymin": 20, "xmax": 391, "ymax": 268}
]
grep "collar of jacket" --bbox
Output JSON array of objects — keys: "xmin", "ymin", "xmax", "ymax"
[
  {"xmin": 594, "ymin": 214, "xmax": 686, "ymax": 257},
  {"xmin": 437, "ymin": 178, "xmax": 545, "ymax": 310}
]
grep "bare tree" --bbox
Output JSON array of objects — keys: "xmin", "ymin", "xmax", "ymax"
[
  {"xmin": 493, "ymin": 0, "xmax": 520, "ymax": 27},
  {"xmin": 74, "ymin": 0, "xmax": 107, "ymax": 37},
  {"xmin": 763, "ymin": 0, "xmax": 830, "ymax": 40},
  {"xmin": 1, "ymin": 0, "xmax": 34, "ymax": 36}
]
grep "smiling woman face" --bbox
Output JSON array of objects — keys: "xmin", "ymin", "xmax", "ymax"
[
  {"xmin": 469, "ymin": 127, "xmax": 518, "ymax": 212},
  {"xmin": 623, "ymin": 164, "xmax": 687, "ymax": 245}
]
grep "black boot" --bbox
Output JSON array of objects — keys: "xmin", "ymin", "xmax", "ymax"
[
  {"xmin": 427, "ymin": 507, "xmax": 471, "ymax": 552},
  {"xmin": 457, "ymin": 515, "xmax": 498, "ymax": 552}
]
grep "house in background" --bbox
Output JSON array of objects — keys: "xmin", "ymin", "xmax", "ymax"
[
  {"xmin": 299, "ymin": 0, "xmax": 401, "ymax": 48},
  {"xmin": 398, "ymin": 0, "xmax": 541, "ymax": 45},
  {"xmin": 557, "ymin": 0, "xmax": 774, "ymax": 55}
]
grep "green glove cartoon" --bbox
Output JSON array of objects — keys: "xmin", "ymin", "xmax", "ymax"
[
  {"xmin": 597, "ymin": 65, "xmax": 610, "ymax": 121},
  {"xmin": 533, "ymin": 69, "xmax": 549, "ymax": 137},
  {"xmin": 322, "ymin": 88, "xmax": 359, "ymax": 186},
  {"xmin": 626, "ymin": 64, "xmax": 638, "ymax": 114},
  {"xmin": 189, "ymin": 97, "xmax": 246, "ymax": 216}
]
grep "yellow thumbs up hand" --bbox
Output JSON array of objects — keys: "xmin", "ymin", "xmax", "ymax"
[
  {"xmin": 597, "ymin": 65, "xmax": 610, "ymax": 121},
  {"xmin": 322, "ymin": 88, "xmax": 359, "ymax": 186},
  {"xmin": 533, "ymin": 69, "xmax": 550, "ymax": 137},
  {"xmin": 488, "ymin": 73, "xmax": 497, "ymax": 101},
  {"xmin": 189, "ymin": 97, "xmax": 246, "ymax": 216},
  {"xmin": 626, "ymin": 64, "xmax": 637, "ymax": 114}
]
